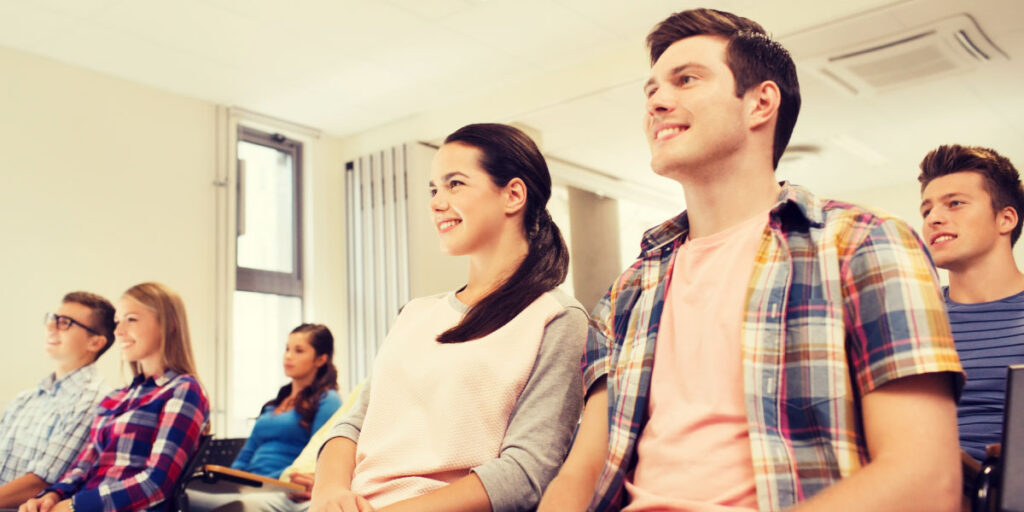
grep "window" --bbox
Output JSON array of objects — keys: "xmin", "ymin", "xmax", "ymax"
[{"xmin": 229, "ymin": 126, "xmax": 303, "ymax": 436}]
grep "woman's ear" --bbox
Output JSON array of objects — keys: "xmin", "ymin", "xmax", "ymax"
[
  {"xmin": 505, "ymin": 178, "xmax": 527, "ymax": 215},
  {"xmin": 315, "ymin": 353, "xmax": 329, "ymax": 368}
]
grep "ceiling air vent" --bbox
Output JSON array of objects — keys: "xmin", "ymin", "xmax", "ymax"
[{"xmin": 806, "ymin": 13, "xmax": 1007, "ymax": 96}]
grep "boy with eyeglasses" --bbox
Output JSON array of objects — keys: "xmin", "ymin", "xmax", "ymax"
[{"xmin": 0, "ymin": 292, "xmax": 113, "ymax": 508}]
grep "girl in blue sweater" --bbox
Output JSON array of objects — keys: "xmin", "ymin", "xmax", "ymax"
[
  {"xmin": 189, "ymin": 324, "xmax": 341, "ymax": 511},
  {"xmin": 233, "ymin": 323, "xmax": 342, "ymax": 478}
]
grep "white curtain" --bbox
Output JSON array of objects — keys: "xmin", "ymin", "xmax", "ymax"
[{"xmin": 345, "ymin": 144, "xmax": 411, "ymax": 390}]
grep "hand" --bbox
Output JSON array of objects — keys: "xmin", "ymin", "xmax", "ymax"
[
  {"xmin": 308, "ymin": 488, "xmax": 374, "ymax": 512},
  {"xmin": 287, "ymin": 472, "xmax": 315, "ymax": 502},
  {"xmin": 18, "ymin": 493, "xmax": 60, "ymax": 512},
  {"xmin": 986, "ymin": 443, "xmax": 1002, "ymax": 459}
]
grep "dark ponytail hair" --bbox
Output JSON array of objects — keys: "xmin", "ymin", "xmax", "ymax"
[
  {"xmin": 263, "ymin": 323, "xmax": 338, "ymax": 431},
  {"xmin": 437, "ymin": 123, "xmax": 570, "ymax": 343}
]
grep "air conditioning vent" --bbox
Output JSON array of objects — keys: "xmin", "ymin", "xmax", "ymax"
[{"xmin": 804, "ymin": 13, "xmax": 1007, "ymax": 96}]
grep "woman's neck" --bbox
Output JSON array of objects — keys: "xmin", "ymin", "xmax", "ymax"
[
  {"xmin": 139, "ymin": 357, "xmax": 166, "ymax": 380},
  {"xmin": 291, "ymin": 374, "xmax": 314, "ymax": 396},
  {"xmin": 459, "ymin": 232, "xmax": 529, "ymax": 307}
]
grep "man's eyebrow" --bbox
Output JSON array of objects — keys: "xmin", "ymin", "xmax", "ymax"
[
  {"xmin": 920, "ymin": 192, "xmax": 967, "ymax": 209},
  {"xmin": 644, "ymin": 63, "xmax": 704, "ymax": 93}
]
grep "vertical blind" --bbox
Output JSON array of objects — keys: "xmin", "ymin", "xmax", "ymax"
[{"xmin": 345, "ymin": 144, "xmax": 411, "ymax": 389}]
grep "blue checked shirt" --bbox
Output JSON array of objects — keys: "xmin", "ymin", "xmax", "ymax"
[
  {"xmin": 582, "ymin": 183, "xmax": 964, "ymax": 511},
  {"xmin": 0, "ymin": 363, "xmax": 107, "ymax": 484}
]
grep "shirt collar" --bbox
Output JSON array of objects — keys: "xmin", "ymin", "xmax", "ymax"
[
  {"xmin": 638, "ymin": 181, "xmax": 824, "ymax": 257},
  {"xmin": 132, "ymin": 368, "xmax": 181, "ymax": 388},
  {"xmin": 38, "ymin": 363, "xmax": 97, "ymax": 394}
]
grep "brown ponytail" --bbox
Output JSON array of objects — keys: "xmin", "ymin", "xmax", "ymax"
[{"xmin": 436, "ymin": 124, "xmax": 569, "ymax": 343}]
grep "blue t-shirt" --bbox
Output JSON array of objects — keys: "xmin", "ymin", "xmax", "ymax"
[
  {"xmin": 231, "ymin": 389, "xmax": 342, "ymax": 478},
  {"xmin": 946, "ymin": 287, "xmax": 1024, "ymax": 461}
]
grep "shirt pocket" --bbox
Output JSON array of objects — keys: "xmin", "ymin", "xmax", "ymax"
[{"xmin": 780, "ymin": 299, "xmax": 853, "ymax": 421}]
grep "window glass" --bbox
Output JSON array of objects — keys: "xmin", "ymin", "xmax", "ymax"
[{"xmin": 237, "ymin": 140, "xmax": 295, "ymax": 273}]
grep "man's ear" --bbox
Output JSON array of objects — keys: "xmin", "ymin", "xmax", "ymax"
[
  {"xmin": 87, "ymin": 334, "xmax": 107, "ymax": 354},
  {"xmin": 748, "ymin": 80, "xmax": 781, "ymax": 131},
  {"xmin": 997, "ymin": 206, "xmax": 1019, "ymax": 237},
  {"xmin": 504, "ymin": 178, "xmax": 527, "ymax": 216}
]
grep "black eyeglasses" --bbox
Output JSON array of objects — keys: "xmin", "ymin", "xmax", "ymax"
[{"xmin": 44, "ymin": 313, "xmax": 101, "ymax": 336}]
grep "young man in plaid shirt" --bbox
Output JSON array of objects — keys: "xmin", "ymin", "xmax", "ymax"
[
  {"xmin": 540, "ymin": 8, "xmax": 964, "ymax": 512},
  {"xmin": 0, "ymin": 292, "xmax": 113, "ymax": 508}
]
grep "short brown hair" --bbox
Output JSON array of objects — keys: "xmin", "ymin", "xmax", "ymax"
[
  {"xmin": 647, "ymin": 8, "xmax": 801, "ymax": 169},
  {"xmin": 62, "ymin": 291, "xmax": 115, "ymax": 360},
  {"xmin": 919, "ymin": 144, "xmax": 1024, "ymax": 246}
]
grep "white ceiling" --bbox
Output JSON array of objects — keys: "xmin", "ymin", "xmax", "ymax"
[{"xmin": 2, "ymin": 0, "xmax": 1021, "ymax": 200}]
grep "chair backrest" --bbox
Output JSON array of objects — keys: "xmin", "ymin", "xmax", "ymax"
[
  {"xmin": 999, "ymin": 365, "xmax": 1024, "ymax": 512},
  {"xmin": 168, "ymin": 433, "xmax": 212, "ymax": 512},
  {"xmin": 167, "ymin": 436, "xmax": 247, "ymax": 511},
  {"xmin": 191, "ymin": 437, "xmax": 248, "ymax": 468}
]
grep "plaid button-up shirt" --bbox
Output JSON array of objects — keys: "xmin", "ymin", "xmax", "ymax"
[
  {"xmin": 47, "ymin": 370, "xmax": 209, "ymax": 512},
  {"xmin": 0, "ymin": 364, "xmax": 107, "ymax": 484},
  {"xmin": 582, "ymin": 183, "xmax": 964, "ymax": 511}
]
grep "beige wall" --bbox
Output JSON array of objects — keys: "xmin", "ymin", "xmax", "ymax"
[
  {"xmin": 568, "ymin": 187, "xmax": 621, "ymax": 312},
  {"xmin": 0, "ymin": 47, "xmax": 350, "ymax": 417},
  {"xmin": 0, "ymin": 45, "xmax": 219, "ymax": 396},
  {"xmin": 402, "ymin": 143, "xmax": 468, "ymax": 298}
]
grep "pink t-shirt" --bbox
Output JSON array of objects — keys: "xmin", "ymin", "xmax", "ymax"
[{"xmin": 624, "ymin": 210, "xmax": 769, "ymax": 511}]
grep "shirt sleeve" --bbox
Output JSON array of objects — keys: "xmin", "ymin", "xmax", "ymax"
[
  {"xmin": 27, "ymin": 389, "xmax": 101, "ymax": 483},
  {"xmin": 231, "ymin": 423, "xmax": 260, "ymax": 471},
  {"xmin": 70, "ymin": 377, "xmax": 209, "ymax": 512},
  {"xmin": 471, "ymin": 305, "xmax": 589, "ymax": 512},
  {"xmin": 842, "ymin": 216, "xmax": 965, "ymax": 397},
  {"xmin": 0, "ymin": 395, "xmax": 17, "ymax": 434},
  {"xmin": 323, "ymin": 376, "xmax": 372, "ymax": 449},
  {"xmin": 583, "ymin": 264, "xmax": 641, "ymax": 394}
]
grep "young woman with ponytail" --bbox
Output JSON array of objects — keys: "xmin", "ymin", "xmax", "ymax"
[{"xmin": 310, "ymin": 123, "xmax": 588, "ymax": 512}]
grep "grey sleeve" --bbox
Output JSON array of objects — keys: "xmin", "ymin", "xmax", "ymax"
[
  {"xmin": 471, "ymin": 305, "xmax": 588, "ymax": 512},
  {"xmin": 322, "ymin": 376, "xmax": 372, "ymax": 448}
]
